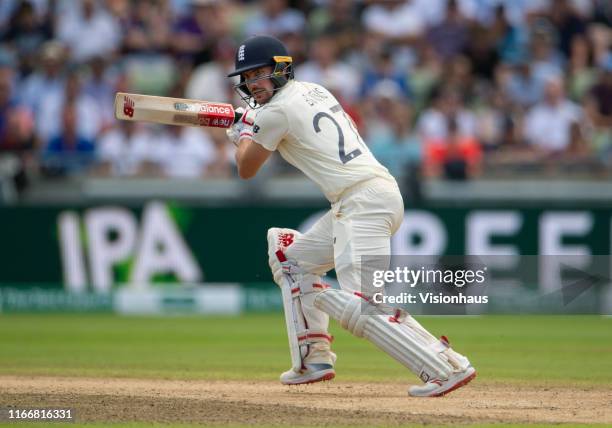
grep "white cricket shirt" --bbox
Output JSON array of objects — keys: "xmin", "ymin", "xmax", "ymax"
[{"xmin": 251, "ymin": 80, "xmax": 395, "ymax": 202}]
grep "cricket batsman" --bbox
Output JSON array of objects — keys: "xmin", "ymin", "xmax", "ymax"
[{"xmin": 225, "ymin": 35, "xmax": 476, "ymax": 397}]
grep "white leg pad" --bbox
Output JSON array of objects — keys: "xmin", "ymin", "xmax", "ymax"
[
  {"xmin": 267, "ymin": 228, "xmax": 333, "ymax": 371},
  {"xmin": 314, "ymin": 289, "xmax": 470, "ymax": 382}
]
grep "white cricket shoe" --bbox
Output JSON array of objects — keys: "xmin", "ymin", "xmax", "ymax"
[
  {"xmin": 280, "ymin": 363, "xmax": 335, "ymax": 385},
  {"xmin": 280, "ymin": 351, "xmax": 337, "ymax": 385},
  {"xmin": 408, "ymin": 366, "xmax": 476, "ymax": 397}
]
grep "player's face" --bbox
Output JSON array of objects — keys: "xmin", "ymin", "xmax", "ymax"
[{"xmin": 243, "ymin": 66, "xmax": 275, "ymax": 105}]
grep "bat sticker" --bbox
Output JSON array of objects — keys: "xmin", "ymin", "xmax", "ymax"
[{"xmin": 123, "ymin": 96, "xmax": 135, "ymax": 118}]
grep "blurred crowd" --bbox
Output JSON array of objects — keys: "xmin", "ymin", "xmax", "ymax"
[{"xmin": 0, "ymin": 0, "xmax": 611, "ymax": 194}]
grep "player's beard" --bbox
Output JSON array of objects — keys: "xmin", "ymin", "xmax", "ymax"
[{"xmin": 252, "ymin": 88, "xmax": 273, "ymax": 105}]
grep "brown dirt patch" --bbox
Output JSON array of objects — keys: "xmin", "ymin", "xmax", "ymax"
[{"xmin": 1, "ymin": 376, "xmax": 611, "ymax": 426}]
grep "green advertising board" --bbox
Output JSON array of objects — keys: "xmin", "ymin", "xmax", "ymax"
[{"xmin": 1, "ymin": 201, "xmax": 611, "ymax": 290}]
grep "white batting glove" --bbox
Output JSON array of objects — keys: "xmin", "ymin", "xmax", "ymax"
[{"xmin": 226, "ymin": 107, "xmax": 255, "ymax": 146}]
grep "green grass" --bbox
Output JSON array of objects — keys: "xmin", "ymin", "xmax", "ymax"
[
  {"xmin": 1, "ymin": 315, "xmax": 611, "ymax": 428},
  {"xmin": 0, "ymin": 314, "xmax": 610, "ymax": 385}
]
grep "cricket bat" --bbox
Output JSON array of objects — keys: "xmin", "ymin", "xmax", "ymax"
[{"xmin": 114, "ymin": 92, "xmax": 242, "ymax": 128}]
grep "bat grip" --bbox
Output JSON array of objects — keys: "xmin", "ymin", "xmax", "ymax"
[{"xmin": 233, "ymin": 111, "xmax": 243, "ymax": 124}]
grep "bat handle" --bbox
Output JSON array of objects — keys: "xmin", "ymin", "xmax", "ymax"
[{"xmin": 233, "ymin": 111, "xmax": 243, "ymax": 124}]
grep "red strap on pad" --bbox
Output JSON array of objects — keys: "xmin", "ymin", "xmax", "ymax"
[{"xmin": 275, "ymin": 250, "xmax": 287, "ymax": 262}]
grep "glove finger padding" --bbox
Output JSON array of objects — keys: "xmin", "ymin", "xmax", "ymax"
[{"xmin": 226, "ymin": 107, "xmax": 254, "ymax": 146}]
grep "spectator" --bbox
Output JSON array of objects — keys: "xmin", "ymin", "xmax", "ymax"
[
  {"xmin": 592, "ymin": 0, "xmax": 612, "ymax": 27},
  {"xmin": 96, "ymin": 121, "xmax": 155, "ymax": 177},
  {"xmin": 19, "ymin": 40, "xmax": 66, "ymax": 115},
  {"xmin": 36, "ymin": 69, "xmax": 102, "ymax": 143},
  {"xmin": 524, "ymin": 75, "xmax": 583, "ymax": 155},
  {"xmin": 362, "ymin": 0, "xmax": 426, "ymax": 43},
  {"xmin": 82, "ymin": 56, "xmax": 116, "ymax": 133},
  {"xmin": 565, "ymin": 121, "xmax": 591, "ymax": 158},
  {"xmin": 308, "ymin": 0, "xmax": 361, "ymax": 57},
  {"xmin": 475, "ymin": 88, "xmax": 515, "ymax": 151},
  {"xmin": 424, "ymin": 116, "xmax": 482, "ymax": 180},
  {"xmin": 585, "ymin": 60, "xmax": 612, "ymax": 129},
  {"xmin": 409, "ymin": 43, "xmax": 442, "ymax": 113},
  {"xmin": 205, "ymin": 128, "xmax": 235, "ymax": 178},
  {"xmin": 121, "ymin": 0, "xmax": 171, "ymax": 54},
  {"xmin": 550, "ymin": 0, "xmax": 587, "ymax": 58},
  {"xmin": 464, "ymin": 25, "xmax": 500, "ymax": 81},
  {"xmin": 528, "ymin": 25, "xmax": 565, "ymax": 90},
  {"xmin": 584, "ymin": 60, "xmax": 612, "ymax": 162},
  {"xmin": 185, "ymin": 39, "xmax": 239, "ymax": 104},
  {"xmin": 464, "ymin": 0, "xmax": 548, "ymax": 28},
  {"xmin": 1, "ymin": 0, "xmax": 52, "ymax": 74},
  {"xmin": 279, "ymin": 32, "xmax": 308, "ymax": 67},
  {"xmin": 151, "ymin": 126, "xmax": 216, "ymax": 178},
  {"xmin": 362, "ymin": 79, "xmax": 405, "ymax": 142},
  {"xmin": 408, "ymin": 0, "xmax": 448, "ymax": 27},
  {"xmin": 488, "ymin": 4, "xmax": 524, "ymax": 63},
  {"xmin": 167, "ymin": 0, "xmax": 193, "ymax": 19},
  {"xmin": 0, "ymin": 65, "xmax": 35, "ymax": 192},
  {"xmin": 172, "ymin": 0, "xmax": 229, "ymax": 64},
  {"xmin": 360, "ymin": 44, "xmax": 410, "ymax": 100},
  {"xmin": 588, "ymin": 24, "xmax": 611, "ymax": 67},
  {"xmin": 427, "ymin": 0, "xmax": 470, "ymax": 61},
  {"xmin": 417, "ymin": 87, "xmax": 477, "ymax": 140},
  {"xmin": 444, "ymin": 55, "xmax": 476, "ymax": 98},
  {"xmin": 42, "ymin": 104, "xmax": 96, "ymax": 176},
  {"xmin": 369, "ymin": 100, "xmax": 421, "ymax": 183},
  {"xmin": 502, "ymin": 60, "xmax": 542, "ymax": 108},
  {"xmin": 0, "ymin": 66, "xmax": 34, "ymax": 151},
  {"xmin": 56, "ymin": 0, "xmax": 121, "ymax": 62},
  {"xmin": 299, "ymin": 33, "xmax": 361, "ymax": 103},
  {"xmin": 0, "ymin": 0, "xmax": 49, "ymax": 31},
  {"xmin": 567, "ymin": 34, "xmax": 598, "ymax": 102},
  {"xmin": 244, "ymin": 0, "xmax": 305, "ymax": 38}
]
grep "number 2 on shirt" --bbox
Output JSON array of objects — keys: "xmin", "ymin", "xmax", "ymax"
[{"xmin": 313, "ymin": 105, "xmax": 364, "ymax": 164}]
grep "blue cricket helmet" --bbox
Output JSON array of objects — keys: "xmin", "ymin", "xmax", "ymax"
[{"xmin": 228, "ymin": 35, "xmax": 294, "ymax": 106}]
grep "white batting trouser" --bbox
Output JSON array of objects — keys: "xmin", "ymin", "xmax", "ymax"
[
  {"xmin": 285, "ymin": 177, "xmax": 404, "ymax": 293},
  {"xmin": 268, "ymin": 177, "xmax": 403, "ymax": 361}
]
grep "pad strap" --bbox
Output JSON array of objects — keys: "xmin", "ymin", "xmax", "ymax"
[{"xmin": 297, "ymin": 330, "xmax": 334, "ymax": 346}]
